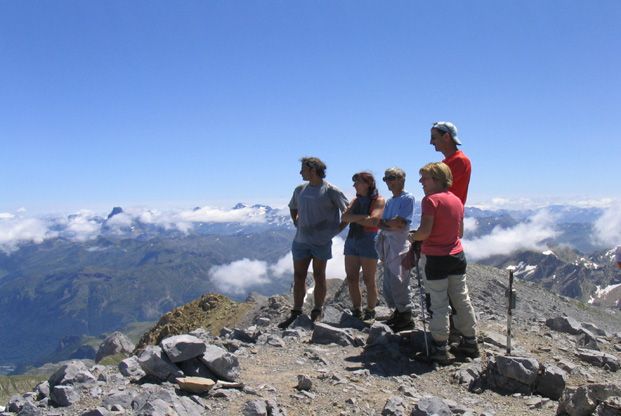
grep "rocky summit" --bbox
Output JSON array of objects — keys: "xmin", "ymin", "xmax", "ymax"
[{"xmin": 3, "ymin": 264, "xmax": 621, "ymax": 415}]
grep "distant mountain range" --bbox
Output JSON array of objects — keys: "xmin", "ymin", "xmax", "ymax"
[{"xmin": 0, "ymin": 202, "xmax": 618, "ymax": 373}]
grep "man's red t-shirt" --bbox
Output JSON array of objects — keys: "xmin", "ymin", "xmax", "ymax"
[{"xmin": 443, "ymin": 150, "xmax": 471, "ymax": 205}]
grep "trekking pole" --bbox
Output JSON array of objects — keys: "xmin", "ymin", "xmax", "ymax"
[
  {"xmin": 505, "ymin": 269, "xmax": 516, "ymax": 356},
  {"xmin": 414, "ymin": 252, "xmax": 430, "ymax": 359}
]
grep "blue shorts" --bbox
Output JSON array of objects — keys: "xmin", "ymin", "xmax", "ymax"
[
  {"xmin": 344, "ymin": 233, "xmax": 379, "ymax": 260},
  {"xmin": 291, "ymin": 240, "xmax": 333, "ymax": 261}
]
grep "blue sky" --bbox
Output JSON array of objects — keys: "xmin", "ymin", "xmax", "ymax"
[{"xmin": 1, "ymin": 1, "xmax": 620, "ymax": 215}]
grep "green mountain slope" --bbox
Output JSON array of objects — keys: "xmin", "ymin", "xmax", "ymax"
[{"xmin": 0, "ymin": 230, "xmax": 293, "ymax": 370}]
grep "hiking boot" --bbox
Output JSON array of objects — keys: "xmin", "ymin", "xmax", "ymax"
[
  {"xmin": 452, "ymin": 336, "xmax": 480, "ymax": 358},
  {"xmin": 277, "ymin": 309, "xmax": 302, "ymax": 329},
  {"xmin": 429, "ymin": 340, "xmax": 453, "ymax": 365},
  {"xmin": 310, "ymin": 307, "xmax": 323, "ymax": 323},
  {"xmin": 389, "ymin": 310, "xmax": 415, "ymax": 332},
  {"xmin": 448, "ymin": 331, "xmax": 462, "ymax": 345},
  {"xmin": 351, "ymin": 308, "xmax": 363, "ymax": 320},
  {"xmin": 363, "ymin": 308, "xmax": 376, "ymax": 322},
  {"xmin": 380, "ymin": 309, "xmax": 398, "ymax": 326}
]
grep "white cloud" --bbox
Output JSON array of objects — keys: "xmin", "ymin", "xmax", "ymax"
[
  {"xmin": 463, "ymin": 217, "xmax": 478, "ymax": 234},
  {"xmin": 208, "ymin": 236, "xmax": 347, "ymax": 296},
  {"xmin": 269, "ymin": 252, "xmax": 293, "ymax": 277},
  {"xmin": 208, "ymin": 258, "xmax": 271, "ymax": 296},
  {"xmin": 463, "ymin": 210, "xmax": 558, "ymax": 261},
  {"xmin": 59, "ymin": 211, "xmax": 101, "ymax": 242},
  {"xmin": 471, "ymin": 196, "xmax": 619, "ymax": 211},
  {"xmin": 326, "ymin": 237, "xmax": 346, "ymax": 280},
  {"xmin": 179, "ymin": 206, "xmax": 267, "ymax": 224},
  {"xmin": 592, "ymin": 202, "xmax": 621, "ymax": 246},
  {"xmin": 0, "ymin": 213, "xmax": 15, "ymax": 220},
  {"xmin": 0, "ymin": 216, "xmax": 55, "ymax": 253}
]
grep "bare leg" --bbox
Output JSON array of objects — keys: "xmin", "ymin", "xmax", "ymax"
[
  {"xmin": 345, "ymin": 255, "xmax": 362, "ymax": 310},
  {"xmin": 293, "ymin": 257, "xmax": 312, "ymax": 310},
  {"xmin": 311, "ymin": 258, "xmax": 328, "ymax": 308},
  {"xmin": 360, "ymin": 257, "xmax": 378, "ymax": 309}
]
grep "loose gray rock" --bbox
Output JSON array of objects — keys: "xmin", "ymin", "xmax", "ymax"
[
  {"xmin": 575, "ymin": 328, "xmax": 600, "ymax": 351},
  {"xmin": 265, "ymin": 334, "xmax": 286, "ymax": 347},
  {"xmin": 132, "ymin": 386, "xmax": 205, "ymax": 416},
  {"xmin": 232, "ymin": 326, "xmax": 260, "ymax": 343},
  {"xmin": 95, "ymin": 331, "xmax": 135, "ymax": 363},
  {"xmin": 535, "ymin": 364, "xmax": 567, "ymax": 400},
  {"xmin": 481, "ymin": 331, "xmax": 508, "ymax": 349},
  {"xmin": 34, "ymin": 381, "xmax": 50, "ymax": 400},
  {"xmin": 50, "ymin": 385, "xmax": 81, "ymax": 407},
  {"xmin": 200, "ymin": 345, "xmax": 241, "ymax": 381},
  {"xmin": 487, "ymin": 355, "xmax": 540, "ymax": 395},
  {"xmin": 10, "ymin": 401, "xmax": 41, "ymax": 416},
  {"xmin": 137, "ymin": 345, "xmax": 184, "ymax": 382},
  {"xmin": 320, "ymin": 305, "xmax": 367, "ymax": 330},
  {"xmin": 102, "ymin": 390, "xmax": 135, "ymax": 409},
  {"xmin": 290, "ymin": 313, "xmax": 313, "ymax": 330},
  {"xmin": 160, "ymin": 334, "xmax": 206, "ymax": 363},
  {"xmin": 118, "ymin": 356, "xmax": 146, "ymax": 379},
  {"xmin": 82, "ymin": 407, "xmax": 111, "ymax": 416},
  {"xmin": 381, "ymin": 396, "xmax": 406, "ymax": 416},
  {"xmin": 557, "ymin": 383, "xmax": 621, "ymax": 416},
  {"xmin": 575, "ymin": 349, "xmax": 620, "ymax": 371},
  {"xmin": 412, "ymin": 396, "xmax": 452, "ymax": 416},
  {"xmin": 48, "ymin": 361, "xmax": 97, "ymax": 387},
  {"xmin": 266, "ymin": 399, "xmax": 287, "ymax": 416},
  {"xmin": 453, "ymin": 363, "xmax": 484, "ymax": 393},
  {"xmin": 367, "ymin": 322, "xmax": 394, "ymax": 346},
  {"xmin": 582, "ymin": 322, "xmax": 609, "ymax": 338},
  {"xmin": 178, "ymin": 357, "xmax": 218, "ymax": 379},
  {"xmin": 546, "ymin": 316, "xmax": 583, "ymax": 335},
  {"xmin": 296, "ymin": 374, "xmax": 312, "ymax": 391},
  {"xmin": 242, "ymin": 400, "xmax": 268, "ymax": 416},
  {"xmin": 311, "ymin": 322, "xmax": 355, "ymax": 346},
  {"xmin": 7, "ymin": 395, "xmax": 30, "ymax": 413},
  {"xmin": 595, "ymin": 396, "xmax": 621, "ymax": 415}
]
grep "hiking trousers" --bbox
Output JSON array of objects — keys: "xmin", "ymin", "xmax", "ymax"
[
  {"xmin": 420, "ymin": 254, "xmax": 477, "ymax": 343},
  {"xmin": 382, "ymin": 262, "xmax": 413, "ymax": 313}
]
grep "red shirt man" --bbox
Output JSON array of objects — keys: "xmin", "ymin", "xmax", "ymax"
[{"xmin": 430, "ymin": 121, "xmax": 471, "ymax": 205}]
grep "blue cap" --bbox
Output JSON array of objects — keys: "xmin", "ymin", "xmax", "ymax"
[{"xmin": 432, "ymin": 121, "xmax": 461, "ymax": 145}]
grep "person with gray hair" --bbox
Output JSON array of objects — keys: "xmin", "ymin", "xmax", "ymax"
[
  {"xmin": 376, "ymin": 167, "xmax": 415, "ymax": 331},
  {"xmin": 278, "ymin": 157, "xmax": 349, "ymax": 329}
]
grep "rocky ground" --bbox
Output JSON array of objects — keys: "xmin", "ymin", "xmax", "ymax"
[{"xmin": 3, "ymin": 264, "xmax": 621, "ymax": 415}]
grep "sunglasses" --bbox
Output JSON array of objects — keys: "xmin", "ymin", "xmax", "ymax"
[{"xmin": 382, "ymin": 175, "xmax": 398, "ymax": 182}]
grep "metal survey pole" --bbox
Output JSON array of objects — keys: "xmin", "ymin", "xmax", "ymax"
[{"xmin": 506, "ymin": 269, "xmax": 516, "ymax": 355}]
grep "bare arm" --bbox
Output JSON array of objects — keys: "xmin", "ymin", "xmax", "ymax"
[
  {"xmin": 344, "ymin": 198, "xmax": 385, "ymax": 228},
  {"xmin": 290, "ymin": 209, "xmax": 298, "ymax": 227},
  {"xmin": 409, "ymin": 215, "xmax": 434, "ymax": 241},
  {"xmin": 459, "ymin": 217, "xmax": 464, "ymax": 239}
]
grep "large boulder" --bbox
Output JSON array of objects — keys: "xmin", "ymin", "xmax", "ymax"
[
  {"xmin": 95, "ymin": 332, "xmax": 135, "ymax": 363},
  {"xmin": 50, "ymin": 385, "xmax": 81, "ymax": 407},
  {"xmin": 137, "ymin": 345, "xmax": 184, "ymax": 382},
  {"xmin": 486, "ymin": 355, "xmax": 540, "ymax": 395},
  {"xmin": 199, "ymin": 345, "xmax": 240, "ymax": 381},
  {"xmin": 546, "ymin": 316, "xmax": 583, "ymax": 335},
  {"xmin": 160, "ymin": 334, "xmax": 206, "ymax": 363},
  {"xmin": 535, "ymin": 364, "xmax": 567, "ymax": 400},
  {"xmin": 48, "ymin": 360, "xmax": 97, "ymax": 387}
]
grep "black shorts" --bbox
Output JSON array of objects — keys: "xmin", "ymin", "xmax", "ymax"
[{"xmin": 424, "ymin": 251, "xmax": 467, "ymax": 281}]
